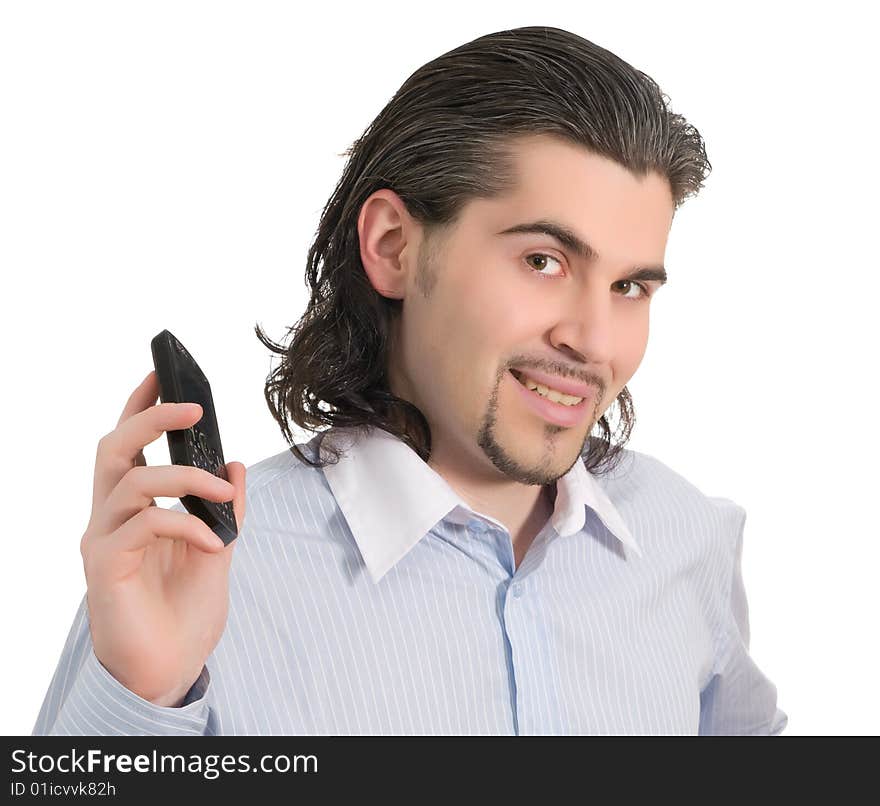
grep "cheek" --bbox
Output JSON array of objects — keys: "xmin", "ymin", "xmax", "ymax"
[
  {"xmin": 608, "ymin": 324, "xmax": 650, "ymax": 392},
  {"xmin": 445, "ymin": 261, "xmax": 519, "ymax": 344},
  {"xmin": 472, "ymin": 264, "xmax": 537, "ymax": 335},
  {"xmin": 620, "ymin": 320, "xmax": 650, "ymax": 365}
]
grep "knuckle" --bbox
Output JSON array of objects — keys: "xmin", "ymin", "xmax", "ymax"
[
  {"xmin": 104, "ymin": 455, "xmax": 129, "ymax": 478},
  {"xmin": 140, "ymin": 503, "xmax": 161, "ymax": 527},
  {"xmin": 79, "ymin": 536, "xmax": 95, "ymax": 578},
  {"xmin": 96, "ymin": 439, "xmax": 130, "ymax": 476},
  {"xmin": 124, "ymin": 464, "xmax": 149, "ymax": 487}
]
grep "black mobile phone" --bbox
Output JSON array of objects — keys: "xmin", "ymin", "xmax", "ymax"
[{"xmin": 150, "ymin": 329, "xmax": 238, "ymax": 546}]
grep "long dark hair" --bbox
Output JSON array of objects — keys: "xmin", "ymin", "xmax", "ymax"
[{"xmin": 255, "ymin": 25, "xmax": 711, "ymax": 475}]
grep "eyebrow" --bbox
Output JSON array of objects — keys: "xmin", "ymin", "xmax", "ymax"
[{"xmin": 496, "ymin": 219, "xmax": 668, "ymax": 285}]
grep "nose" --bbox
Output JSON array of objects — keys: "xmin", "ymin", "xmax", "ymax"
[{"xmin": 548, "ymin": 288, "xmax": 620, "ymax": 369}]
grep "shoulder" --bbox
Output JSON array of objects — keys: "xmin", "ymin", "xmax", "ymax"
[
  {"xmin": 242, "ymin": 438, "xmax": 322, "ymax": 498},
  {"xmin": 594, "ymin": 446, "xmax": 746, "ymax": 565},
  {"xmin": 168, "ymin": 433, "xmax": 335, "ymax": 536},
  {"xmin": 240, "ymin": 433, "xmax": 334, "ymax": 523}
]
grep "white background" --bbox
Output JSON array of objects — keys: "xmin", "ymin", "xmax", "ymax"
[{"xmin": 2, "ymin": 1, "xmax": 876, "ymax": 736}]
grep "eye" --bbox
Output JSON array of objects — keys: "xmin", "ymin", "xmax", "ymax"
[
  {"xmin": 612, "ymin": 279, "xmax": 652, "ymax": 302},
  {"xmin": 524, "ymin": 252, "xmax": 565, "ymax": 278},
  {"xmin": 524, "ymin": 253, "xmax": 652, "ymax": 302}
]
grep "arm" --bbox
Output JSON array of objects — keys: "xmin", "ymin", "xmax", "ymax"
[
  {"xmin": 32, "ymin": 592, "xmax": 212, "ymax": 736},
  {"xmin": 699, "ymin": 503, "xmax": 788, "ymax": 735}
]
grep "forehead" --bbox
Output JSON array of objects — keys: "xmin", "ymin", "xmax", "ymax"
[{"xmin": 467, "ymin": 135, "xmax": 674, "ymax": 250}]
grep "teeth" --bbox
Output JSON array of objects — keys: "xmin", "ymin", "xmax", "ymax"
[{"xmin": 514, "ymin": 371, "xmax": 584, "ymax": 406}]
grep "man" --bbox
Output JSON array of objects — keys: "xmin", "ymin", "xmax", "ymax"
[{"xmin": 34, "ymin": 26, "xmax": 787, "ymax": 735}]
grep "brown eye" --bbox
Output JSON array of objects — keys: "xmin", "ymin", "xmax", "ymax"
[
  {"xmin": 613, "ymin": 280, "xmax": 651, "ymax": 301},
  {"xmin": 524, "ymin": 253, "xmax": 564, "ymax": 278}
]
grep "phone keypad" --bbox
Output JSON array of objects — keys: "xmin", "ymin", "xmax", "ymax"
[{"xmin": 184, "ymin": 425, "xmax": 236, "ymax": 533}]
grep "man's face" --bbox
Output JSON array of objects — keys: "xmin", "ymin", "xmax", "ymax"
[{"xmin": 383, "ymin": 134, "xmax": 674, "ymax": 486}]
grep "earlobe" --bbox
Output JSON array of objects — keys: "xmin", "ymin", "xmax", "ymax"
[{"xmin": 360, "ymin": 252, "xmax": 405, "ymax": 300}]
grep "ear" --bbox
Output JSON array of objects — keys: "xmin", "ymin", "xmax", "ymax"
[{"xmin": 357, "ymin": 189, "xmax": 420, "ymax": 299}]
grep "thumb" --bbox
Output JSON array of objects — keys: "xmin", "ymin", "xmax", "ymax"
[{"xmin": 224, "ymin": 461, "xmax": 247, "ymax": 537}]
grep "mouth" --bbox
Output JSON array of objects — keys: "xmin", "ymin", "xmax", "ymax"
[
  {"xmin": 507, "ymin": 368, "xmax": 592, "ymax": 427},
  {"xmin": 509, "ymin": 369, "xmax": 586, "ymax": 402}
]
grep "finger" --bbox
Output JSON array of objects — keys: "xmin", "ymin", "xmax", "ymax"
[
  {"xmin": 197, "ymin": 462, "xmax": 245, "ymax": 569},
  {"xmin": 91, "ymin": 370, "xmax": 162, "ymax": 513},
  {"xmin": 226, "ymin": 462, "xmax": 247, "ymax": 535},
  {"xmin": 113, "ymin": 506, "xmax": 226, "ymax": 557},
  {"xmin": 93, "ymin": 462, "xmax": 234, "ymax": 537},
  {"xmin": 164, "ymin": 461, "xmax": 245, "ymax": 575},
  {"xmin": 93, "ymin": 400, "xmax": 204, "ymax": 513},
  {"xmin": 116, "ymin": 370, "xmax": 160, "ymax": 430}
]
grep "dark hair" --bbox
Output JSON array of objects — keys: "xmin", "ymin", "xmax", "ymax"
[{"xmin": 255, "ymin": 25, "xmax": 711, "ymax": 475}]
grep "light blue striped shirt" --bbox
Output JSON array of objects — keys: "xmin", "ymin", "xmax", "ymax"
[{"xmin": 33, "ymin": 425, "xmax": 788, "ymax": 735}]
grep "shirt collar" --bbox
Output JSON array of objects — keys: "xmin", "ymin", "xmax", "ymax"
[{"xmin": 319, "ymin": 425, "xmax": 643, "ymax": 584}]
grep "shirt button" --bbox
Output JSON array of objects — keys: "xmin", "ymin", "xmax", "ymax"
[{"xmin": 510, "ymin": 583, "xmax": 523, "ymax": 598}]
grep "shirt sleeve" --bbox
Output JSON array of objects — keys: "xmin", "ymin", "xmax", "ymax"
[
  {"xmin": 32, "ymin": 591, "xmax": 212, "ymax": 736},
  {"xmin": 699, "ymin": 502, "xmax": 789, "ymax": 736}
]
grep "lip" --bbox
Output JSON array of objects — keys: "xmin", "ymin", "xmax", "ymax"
[
  {"xmin": 508, "ymin": 369, "xmax": 592, "ymax": 427},
  {"xmin": 510, "ymin": 367, "xmax": 594, "ymax": 399}
]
